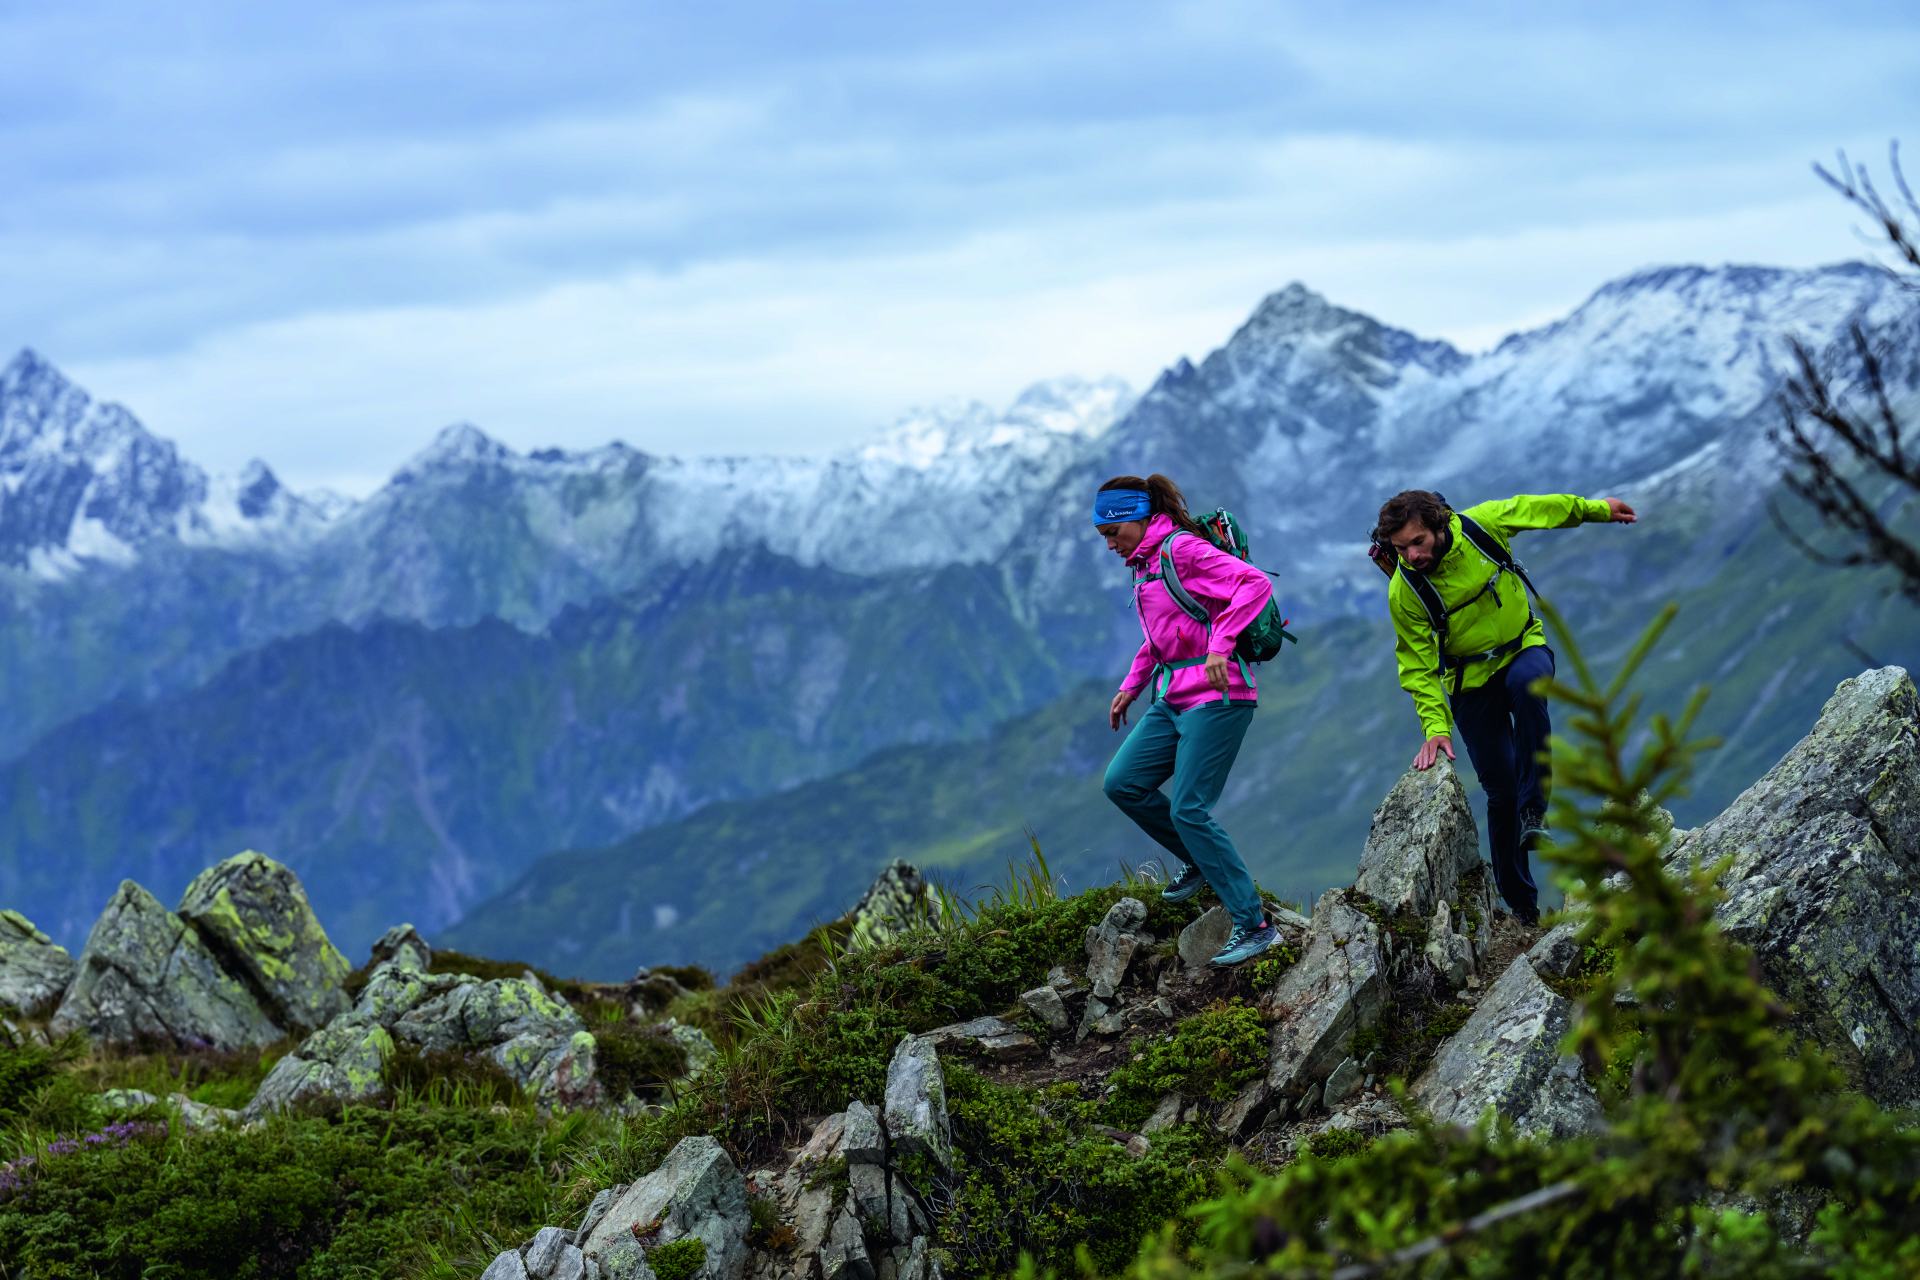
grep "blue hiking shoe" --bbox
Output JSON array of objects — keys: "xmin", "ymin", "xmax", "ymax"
[
  {"xmin": 1209, "ymin": 921, "xmax": 1279, "ymax": 968},
  {"xmin": 1519, "ymin": 807, "xmax": 1551, "ymax": 846},
  {"xmin": 1161, "ymin": 864, "xmax": 1207, "ymax": 903}
]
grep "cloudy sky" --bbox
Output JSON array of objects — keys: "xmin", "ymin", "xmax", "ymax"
[{"xmin": 4, "ymin": 1, "xmax": 1917, "ymax": 494}]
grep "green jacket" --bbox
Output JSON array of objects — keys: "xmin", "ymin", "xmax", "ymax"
[{"xmin": 1389, "ymin": 494, "xmax": 1614, "ymax": 740}]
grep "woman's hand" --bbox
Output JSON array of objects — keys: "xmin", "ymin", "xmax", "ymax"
[
  {"xmin": 1110, "ymin": 690, "xmax": 1135, "ymax": 731},
  {"xmin": 1204, "ymin": 653, "xmax": 1231, "ymax": 695}
]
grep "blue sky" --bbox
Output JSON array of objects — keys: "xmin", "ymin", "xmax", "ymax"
[{"xmin": 4, "ymin": 1, "xmax": 1917, "ymax": 494}]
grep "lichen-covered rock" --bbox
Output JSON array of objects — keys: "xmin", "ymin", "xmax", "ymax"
[
  {"xmin": 581, "ymin": 1136, "xmax": 751, "ymax": 1280},
  {"xmin": 1017, "ymin": 985, "xmax": 1069, "ymax": 1033},
  {"xmin": 52, "ymin": 881, "xmax": 281, "ymax": 1051},
  {"xmin": 357, "ymin": 965, "xmax": 473, "ymax": 1027},
  {"xmin": 1353, "ymin": 760, "xmax": 1482, "ymax": 919},
  {"xmin": 848, "ymin": 860, "xmax": 941, "ymax": 949},
  {"xmin": 1422, "ymin": 899, "xmax": 1475, "ymax": 989},
  {"xmin": 177, "ymin": 851, "xmax": 351, "ymax": 1035},
  {"xmin": 1084, "ymin": 897, "xmax": 1149, "ymax": 999},
  {"xmin": 1411, "ymin": 951, "xmax": 1603, "ymax": 1138},
  {"xmin": 883, "ymin": 1035, "xmax": 950, "ymax": 1169},
  {"xmin": 1225, "ymin": 892, "xmax": 1386, "ymax": 1133},
  {"xmin": 666, "ymin": 1020, "xmax": 717, "ymax": 1080},
  {"xmin": 244, "ymin": 1013, "xmax": 394, "ymax": 1118},
  {"xmin": 1667, "ymin": 666, "xmax": 1920, "ymax": 1104},
  {"xmin": 368, "ymin": 923, "xmax": 432, "ymax": 975},
  {"xmin": 395, "ymin": 975, "xmax": 601, "ymax": 1109},
  {"xmin": 0, "ymin": 909, "xmax": 76, "ymax": 1017}
]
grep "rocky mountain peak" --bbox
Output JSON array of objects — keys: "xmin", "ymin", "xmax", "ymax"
[{"xmin": 395, "ymin": 422, "xmax": 515, "ymax": 480}]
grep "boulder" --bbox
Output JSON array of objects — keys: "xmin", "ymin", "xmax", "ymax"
[
  {"xmin": 1176, "ymin": 907, "xmax": 1232, "ymax": 972},
  {"xmin": 177, "ymin": 852, "xmax": 352, "ymax": 1035},
  {"xmin": 1225, "ymin": 892, "xmax": 1386, "ymax": 1133},
  {"xmin": 1353, "ymin": 761, "xmax": 1482, "ymax": 919},
  {"xmin": 368, "ymin": 923, "xmax": 432, "ymax": 975},
  {"xmin": 1084, "ymin": 897, "xmax": 1149, "ymax": 999},
  {"xmin": 1017, "ymin": 985, "xmax": 1069, "ymax": 1033},
  {"xmin": 394, "ymin": 976, "xmax": 600, "ymax": 1109},
  {"xmin": 1411, "ymin": 951, "xmax": 1603, "ymax": 1139},
  {"xmin": 848, "ymin": 861, "xmax": 940, "ymax": 949},
  {"xmin": 1664, "ymin": 667, "xmax": 1920, "ymax": 1104},
  {"xmin": 244, "ymin": 1013, "xmax": 394, "ymax": 1118},
  {"xmin": 883, "ymin": 1035, "xmax": 951, "ymax": 1169},
  {"xmin": 581, "ymin": 1136, "xmax": 751, "ymax": 1280},
  {"xmin": 52, "ymin": 881, "xmax": 280, "ymax": 1051},
  {"xmin": 0, "ymin": 909, "xmax": 76, "ymax": 1017},
  {"xmin": 918, "ymin": 1015, "xmax": 1037, "ymax": 1061}
]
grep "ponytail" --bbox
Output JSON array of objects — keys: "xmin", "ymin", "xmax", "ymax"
[{"xmin": 1101, "ymin": 473, "xmax": 1206, "ymax": 537}]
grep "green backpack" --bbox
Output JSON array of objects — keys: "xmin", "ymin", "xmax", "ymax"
[{"xmin": 1154, "ymin": 508, "xmax": 1298, "ymax": 663}]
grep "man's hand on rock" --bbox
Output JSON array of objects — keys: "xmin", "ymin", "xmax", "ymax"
[{"xmin": 1414, "ymin": 734, "xmax": 1454, "ymax": 771}]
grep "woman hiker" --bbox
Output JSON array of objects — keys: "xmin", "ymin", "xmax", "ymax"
[{"xmin": 1096, "ymin": 473, "xmax": 1280, "ymax": 967}]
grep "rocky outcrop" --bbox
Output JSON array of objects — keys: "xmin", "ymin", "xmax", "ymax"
[
  {"xmin": 1411, "ymin": 933, "xmax": 1603, "ymax": 1139},
  {"xmin": 848, "ymin": 861, "xmax": 942, "ymax": 949},
  {"xmin": 1224, "ymin": 892, "xmax": 1386, "ymax": 1133},
  {"xmin": 243, "ymin": 1014, "xmax": 395, "ymax": 1119},
  {"xmin": 51, "ymin": 881, "xmax": 281, "ymax": 1051},
  {"xmin": 1353, "ymin": 760, "xmax": 1481, "ymax": 920},
  {"xmin": 1667, "ymin": 666, "xmax": 1920, "ymax": 1104},
  {"xmin": 581, "ymin": 1136, "xmax": 752, "ymax": 1280},
  {"xmin": 368, "ymin": 923, "xmax": 431, "ymax": 975},
  {"xmin": 395, "ymin": 975, "xmax": 600, "ymax": 1110},
  {"xmin": 1084, "ymin": 897, "xmax": 1150, "ymax": 999},
  {"xmin": 0, "ymin": 909, "xmax": 75, "ymax": 1016},
  {"xmin": 883, "ymin": 1035, "xmax": 951, "ymax": 1169},
  {"xmin": 177, "ymin": 852, "xmax": 352, "ymax": 1035}
]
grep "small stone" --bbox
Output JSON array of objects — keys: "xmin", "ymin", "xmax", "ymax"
[
  {"xmin": 820, "ymin": 1201, "xmax": 874, "ymax": 1280},
  {"xmin": 843, "ymin": 1100, "xmax": 884, "ymax": 1164},
  {"xmin": 524, "ymin": 1226, "xmax": 572, "ymax": 1277},
  {"xmin": 884, "ymin": 1036, "xmax": 951, "ymax": 1169},
  {"xmin": 1177, "ymin": 907, "xmax": 1233, "ymax": 972},
  {"xmin": 481, "ymin": 1249, "xmax": 531, "ymax": 1280},
  {"xmin": 1323, "ymin": 1057, "xmax": 1363, "ymax": 1107},
  {"xmin": 920, "ymin": 1015, "xmax": 1038, "ymax": 1061},
  {"xmin": 575, "ymin": 1187, "xmax": 622, "ymax": 1243},
  {"xmin": 1141, "ymin": 1094, "xmax": 1182, "ymax": 1134},
  {"xmin": 1085, "ymin": 897, "xmax": 1149, "ymax": 998},
  {"xmin": 547, "ymin": 1245, "xmax": 587, "ymax": 1280},
  {"xmin": 1018, "ymin": 985, "xmax": 1069, "ymax": 1033}
]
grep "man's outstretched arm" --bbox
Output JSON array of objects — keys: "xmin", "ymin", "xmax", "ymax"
[{"xmin": 1468, "ymin": 494, "xmax": 1637, "ymax": 538}]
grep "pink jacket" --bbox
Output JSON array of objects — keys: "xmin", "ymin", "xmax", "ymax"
[{"xmin": 1118, "ymin": 513, "xmax": 1275, "ymax": 710}]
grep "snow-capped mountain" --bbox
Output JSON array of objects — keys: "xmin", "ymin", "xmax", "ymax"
[{"xmin": 0, "ymin": 350, "xmax": 342, "ymax": 576}]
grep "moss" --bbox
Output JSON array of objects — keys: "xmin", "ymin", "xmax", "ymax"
[
  {"xmin": 1248, "ymin": 940, "xmax": 1302, "ymax": 989},
  {"xmin": 593, "ymin": 1022, "xmax": 691, "ymax": 1102},
  {"xmin": 1305, "ymin": 1127, "xmax": 1375, "ymax": 1161},
  {"xmin": 648, "ymin": 1236, "xmax": 707, "ymax": 1280},
  {"xmin": 1102, "ymin": 1000, "xmax": 1268, "ymax": 1129}
]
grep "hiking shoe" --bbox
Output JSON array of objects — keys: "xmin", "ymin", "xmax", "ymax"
[
  {"xmin": 1161, "ymin": 864, "xmax": 1207, "ymax": 903},
  {"xmin": 1208, "ymin": 922, "xmax": 1279, "ymax": 968}
]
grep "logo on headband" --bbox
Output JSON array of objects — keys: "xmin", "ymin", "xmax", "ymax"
[{"xmin": 1093, "ymin": 489, "xmax": 1154, "ymax": 525}]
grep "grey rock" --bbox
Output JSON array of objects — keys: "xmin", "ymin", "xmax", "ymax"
[
  {"xmin": 1411, "ymin": 953, "xmax": 1603, "ymax": 1138},
  {"xmin": 1323, "ymin": 1057, "xmax": 1363, "ymax": 1107},
  {"xmin": 98, "ymin": 1087, "xmax": 161, "ymax": 1111},
  {"xmin": 525, "ymin": 1226, "xmax": 573, "ymax": 1277},
  {"xmin": 169, "ymin": 1091, "xmax": 241, "ymax": 1133},
  {"xmin": 666, "ymin": 1020, "xmax": 718, "ymax": 1080},
  {"xmin": 1422, "ymin": 900, "xmax": 1475, "ymax": 989},
  {"xmin": 1077, "ymin": 996, "xmax": 1126, "ymax": 1039},
  {"xmin": 1017, "ymin": 985, "xmax": 1069, "ymax": 1033},
  {"xmin": 1045, "ymin": 965, "xmax": 1076, "ymax": 991},
  {"xmin": 1084, "ymin": 897, "xmax": 1149, "ymax": 998},
  {"xmin": 176, "ymin": 851, "xmax": 351, "ymax": 1035},
  {"xmin": 820, "ymin": 1201, "xmax": 874, "ymax": 1280},
  {"xmin": 547, "ymin": 1246, "xmax": 587, "ymax": 1280},
  {"xmin": 889, "ymin": 1237, "xmax": 936, "ymax": 1280},
  {"xmin": 790, "ymin": 1181, "xmax": 841, "ymax": 1263},
  {"xmin": 369, "ymin": 923, "xmax": 431, "ymax": 975},
  {"xmin": 482, "ymin": 1249, "xmax": 532, "ymax": 1280},
  {"xmin": 576, "ymin": 1186, "xmax": 624, "ymax": 1244},
  {"xmin": 1524, "ymin": 923, "xmax": 1582, "ymax": 979},
  {"xmin": 1353, "ymin": 761, "xmax": 1481, "ymax": 920},
  {"xmin": 0, "ymin": 909, "xmax": 76, "ymax": 1017},
  {"xmin": 1141, "ymin": 1093, "xmax": 1183, "ymax": 1135},
  {"xmin": 243, "ymin": 1012, "xmax": 393, "ymax": 1118},
  {"xmin": 1232, "ymin": 892, "xmax": 1386, "ymax": 1133},
  {"xmin": 883, "ymin": 1036, "xmax": 951, "ymax": 1170},
  {"xmin": 52, "ymin": 880, "xmax": 281, "ymax": 1051},
  {"xmin": 849, "ymin": 860, "xmax": 940, "ymax": 949},
  {"xmin": 1270, "ymin": 904, "xmax": 1313, "ymax": 933},
  {"xmin": 920, "ymin": 1015, "xmax": 1037, "ymax": 1061},
  {"xmin": 582, "ymin": 1136, "xmax": 751, "ymax": 1280},
  {"xmin": 1176, "ymin": 907, "xmax": 1232, "ymax": 972},
  {"xmin": 795, "ymin": 1111, "xmax": 850, "ymax": 1170},
  {"xmin": 843, "ymin": 1100, "xmax": 884, "ymax": 1164},
  {"xmin": 593, "ymin": 1241, "xmax": 658, "ymax": 1280},
  {"xmin": 1666, "ymin": 667, "xmax": 1920, "ymax": 1104},
  {"xmin": 393, "ymin": 976, "xmax": 600, "ymax": 1110}
]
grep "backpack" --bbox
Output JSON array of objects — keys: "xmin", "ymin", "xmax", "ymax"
[
  {"xmin": 1372, "ymin": 496, "xmax": 1541, "ymax": 695},
  {"xmin": 1152, "ymin": 508, "xmax": 1298, "ymax": 664}
]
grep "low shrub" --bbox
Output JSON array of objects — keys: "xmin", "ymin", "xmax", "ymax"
[{"xmin": 1102, "ymin": 1000, "xmax": 1267, "ymax": 1129}]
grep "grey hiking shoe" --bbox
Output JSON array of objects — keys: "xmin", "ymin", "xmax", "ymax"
[
  {"xmin": 1209, "ymin": 921, "xmax": 1278, "ymax": 968},
  {"xmin": 1161, "ymin": 864, "xmax": 1207, "ymax": 903},
  {"xmin": 1519, "ymin": 807, "xmax": 1551, "ymax": 845}
]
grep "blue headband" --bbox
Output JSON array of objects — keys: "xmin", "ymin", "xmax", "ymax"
[{"xmin": 1092, "ymin": 488, "xmax": 1152, "ymax": 526}]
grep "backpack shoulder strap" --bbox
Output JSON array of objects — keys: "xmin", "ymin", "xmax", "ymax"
[
  {"xmin": 1456, "ymin": 513, "xmax": 1540, "ymax": 597},
  {"xmin": 1395, "ymin": 563, "xmax": 1450, "ymax": 645},
  {"xmin": 1156, "ymin": 532, "xmax": 1210, "ymax": 624}
]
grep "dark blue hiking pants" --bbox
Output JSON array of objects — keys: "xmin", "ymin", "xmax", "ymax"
[{"xmin": 1450, "ymin": 644, "xmax": 1555, "ymax": 919}]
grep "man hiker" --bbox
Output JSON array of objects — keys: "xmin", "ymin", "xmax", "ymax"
[{"xmin": 1372, "ymin": 490, "xmax": 1638, "ymax": 925}]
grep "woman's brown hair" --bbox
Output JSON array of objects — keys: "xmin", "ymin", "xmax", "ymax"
[{"xmin": 1100, "ymin": 473, "xmax": 1207, "ymax": 537}]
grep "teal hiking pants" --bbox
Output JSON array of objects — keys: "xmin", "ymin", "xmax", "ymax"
[{"xmin": 1102, "ymin": 698, "xmax": 1263, "ymax": 929}]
